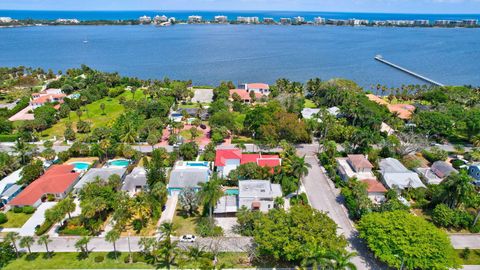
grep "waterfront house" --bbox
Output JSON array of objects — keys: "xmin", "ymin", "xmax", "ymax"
[
  {"xmin": 301, "ymin": 107, "xmax": 340, "ymax": 120},
  {"xmin": 9, "ymin": 165, "xmax": 80, "ymax": 208},
  {"xmin": 280, "ymin": 18, "xmax": 292, "ymax": 25},
  {"xmin": 121, "ymin": 167, "xmax": 147, "ymax": 196},
  {"xmin": 244, "ymin": 83, "xmax": 270, "ymax": 95},
  {"xmin": 469, "ymin": 164, "xmax": 480, "ymax": 181},
  {"xmin": 188, "ymin": 15, "xmax": 203, "ymax": 24},
  {"xmin": 237, "ymin": 17, "xmax": 259, "ymax": 24},
  {"xmin": 73, "ymin": 167, "xmax": 127, "ymax": 193},
  {"xmin": 229, "ymin": 89, "xmax": 263, "ymax": 103},
  {"xmin": 167, "ymin": 161, "xmax": 211, "ymax": 195},
  {"xmin": 238, "ymin": 180, "xmax": 282, "ymax": 212},
  {"xmin": 215, "ymin": 148, "xmax": 281, "ymax": 177},
  {"xmin": 0, "ymin": 169, "xmax": 23, "ymax": 208},
  {"xmin": 139, "ymin": 16, "xmax": 152, "ymax": 24},
  {"xmin": 367, "ymin": 94, "xmax": 415, "ymax": 120},
  {"xmin": 336, "ymin": 154, "xmax": 376, "ymax": 181},
  {"xmin": 360, "ymin": 179, "xmax": 387, "ymax": 203},
  {"xmin": 314, "ymin": 17, "xmax": 326, "ymax": 25},
  {"xmin": 30, "ymin": 89, "xmax": 66, "ymax": 109},
  {"xmin": 379, "ymin": 158, "xmax": 425, "ymax": 190},
  {"xmin": 214, "ymin": 15, "xmax": 228, "ymax": 23},
  {"xmin": 263, "ymin": 18, "xmax": 275, "ymax": 24},
  {"xmin": 293, "ymin": 16, "xmax": 305, "ymax": 24}
]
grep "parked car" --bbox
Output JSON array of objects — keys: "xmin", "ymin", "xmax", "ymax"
[{"xmin": 180, "ymin": 234, "xmax": 196, "ymax": 243}]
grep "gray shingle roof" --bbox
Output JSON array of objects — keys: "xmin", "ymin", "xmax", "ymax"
[
  {"xmin": 239, "ymin": 180, "xmax": 282, "ymax": 198},
  {"xmin": 379, "ymin": 158, "xmax": 425, "ymax": 189},
  {"xmin": 74, "ymin": 167, "xmax": 127, "ymax": 191},
  {"xmin": 121, "ymin": 167, "xmax": 147, "ymax": 192},
  {"xmin": 168, "ymin": 167, "xmax": 209, "ymax": 189}
]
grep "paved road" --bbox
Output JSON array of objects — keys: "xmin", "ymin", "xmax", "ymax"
[
  {"xmin": 450, "ymin": 234, "xmax": 480, "ymax": 249},
  {"xmin": 296, "ymin": 144, "xmax": 383, "ymax": 270},
  {"xmin": 16, "ymin": 236, "xmax": 252, "ymax": 253}
]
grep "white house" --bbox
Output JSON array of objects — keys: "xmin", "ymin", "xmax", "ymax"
[
  {"xmin": 379, "ymin": 158, "xmax": 425, "ymax": 190},
  {"xmin": 238, "ymin": 180, "xmax": 282, "ymax": 212}
]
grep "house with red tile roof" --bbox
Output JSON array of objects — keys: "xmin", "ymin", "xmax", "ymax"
[
  {"xmin": 229, "ymin": 89, "xmax": 263, "ymax": 103},
  {"xmin": 245, "ymin": 83, "xmax": 270, "ymax": 95},
  {"xmin": 9, "ymin": 165, "xmax": 80, "ymax": 208},
  {"xmin": 336, "ymin": 154, "xmax": 376, "ymax": 181},
  {"xmin": 360, "ymin": 179, "xmax": 387, "ymax": 203},
  {"xmin": 30, "ymin": 89, "xmax": 66, "ymax": 109},
  {"xmin": 215, "ymin": 148, "xmax": 281, "ymax": 177},
  {"xmin": 366, "ymin": 94, "xmax": 415, "ymax": 120}
]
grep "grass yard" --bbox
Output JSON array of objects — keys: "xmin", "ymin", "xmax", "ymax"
[
  {"xmin": 5, "ymin": 252, "xmax": 252, "ymax": 269},
  {"xmin": 0, "ymin": 211, "xmax": 33, "ymax": 228},
  {"xmin": 456, "ymin": 249, "xmax": 480, "ymax": 265},
  {"xmin": 304, "ymin": 99, "xmax": 317, "ymax": 109},
  {"xmin": 43, "ymin": 91, "xmax": 146, "ymax": 139},
  {"xmin": 172, "ymin": 207, "xmax": 201, "ymax": 236},
  {"xmin": 4, "ymin": 252, "xmax": 152, "ymax": 270}
]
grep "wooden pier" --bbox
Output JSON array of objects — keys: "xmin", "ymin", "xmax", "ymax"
[{"xmin": 374, "ymin": 55, "xmax": 445, "ymax": 87}]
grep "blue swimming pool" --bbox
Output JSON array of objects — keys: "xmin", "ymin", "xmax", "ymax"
[
  {"xmin": 224, "ymin": 189, "xmax": 239, "ymax": 195},
  {"xmin": 108, "ymin": 159, "xmax": 130, "ymax": 167},
  {"xmin": 69, "ymin": 162, "xmax": 90, "ymax": 171},
  {"xmin": 186, "ymin": 161, "xmax": 209, "ymax": 167}
]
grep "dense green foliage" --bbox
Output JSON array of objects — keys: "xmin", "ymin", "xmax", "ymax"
[{"xmin": 358, "ymin": 211, "xmax": 459, "ymax": 270}]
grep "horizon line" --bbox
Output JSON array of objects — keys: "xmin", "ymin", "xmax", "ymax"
[{"xmin": 1, "ymin": 9, "xmax": 480, "ymax": 16}]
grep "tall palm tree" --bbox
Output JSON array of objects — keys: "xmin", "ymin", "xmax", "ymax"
[
  {"xmin": 61, "ymin": 196, "xmax": 76, "ymax": 219},
  {"xmin": 38, "ymin": 235, "xmax": 52, "ymax": 257},
  {"xmin": 106, "ymin": 229, "xmax": 121, "ymax": 260},
  {"xmin": 19, "ymin": 236, "xmax": 34, "ymax": 255},
  {"xmin": 90, "ymin": 143, "xmax": 106, "ymax": 161},
  {"xmin": 198, "ymin": 177, "xmax": 224, "ymax": 220},
  {"xmin": 327, "ymin": 251, "xmax": 357, "ymax": 270},
  {"xmin": 159, "ymin": 222, "xmax": 176, "ymax": 243},
  {"xmin": 75, "ymin": 236, "xmax": 91, "ymax": 257},
  {"xmin": 159, "ymin": 240, "xmax": 179, "ymax": 270},
  {"xmin": 12, "ymin": 139, "xmax": 32, "ymax": 165},
  {"xmin": 301, "ymin": 243, "xmax": 330, "ymax": 269},
  {"xmin": 121, "ymin": 123, "xmax": 138, "ymax": 144},
  {"xmin": 5, "ymin": 232, "xmax": 20, "ymax": 257},
  {"xmin": 291, "ymin": 155, "xmax": 311, "ymax": 195}
]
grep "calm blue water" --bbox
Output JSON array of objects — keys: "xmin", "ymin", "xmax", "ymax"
[
  {"xmin": 69, "ymin": 162, "xmax": 90, "ymax": 170},
  {"xmin": 1, "ymin": 24, "xmax": 480, "ymax": 87},
  {"xmin": 186, "ymin": 162, "xmax": 209, "ymax": 167},
  {"xmin": 108, "ymin": 159, "xmax": 130, "ymax": 167},
  {"xmin": 1, "ymin": 10, "xmax": 479, "ymax": 21}
]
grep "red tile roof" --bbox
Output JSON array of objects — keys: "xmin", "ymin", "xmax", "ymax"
[
  {"xmin": 361, "ymin": 179, "xmax": 387, "ymax": 193},
  {"xmin": 215, "ymin": 149, "xmax": 242, "ymax": 167},
  {"xmin": 347, "ymin": 154, "xmax": 373, "ymax": 170},
  {"xmin": 229, "ymin": 89, "xmax": 263, "ymax": 101},
  {"xmin": 215, "ymin": 149, "xmax": 281, "ymax": 168},
  {"xmin": 9, "ymin": 165, "xmax": 80, "ymax": 206},
  {"xmin": 247, "ymin": 83, "xmax": 270, "ymax": 90}
]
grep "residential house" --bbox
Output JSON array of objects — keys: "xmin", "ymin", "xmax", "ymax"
[
  {"xmin": 336, "ymin": 154, "xmax": 375, "ymax": 181},
  {"xmin": 214, "ymin": 15, "xmax": 228, "ymax": 23},
  {"xmin": 0, "ymin": 169, "xmax": 23, "ymax": 208},
  {"xmin": 30, "ymin": 89, "xmax": 66, "ymax": 109},
  {"xmin": 469, "ymin": 164, "xmax": 480, "ymax": 181},
  {"xmin": 416, "ymin": 161, "xmax": 458, "ymax": 185},
  {"xmin": 301, "ymin": 107, "xmax": 340, "ymax": 120},
  {"xmin": 379, "ymin": 158, "xmax": 425, "ymax": 190},
  {"xmin": 9, "ymin": 165, "xmax": 80, "ymax": 208},
  {"xmin": 215, "ymin": 148, "xmax": 281, "ymax": 177},
  {"xmin": 360, "ymin": 179, "xmax": 387, "ymax": 203},
  {"xmin": 73, "ymin": 167, "xmax": 127, "ymax": 193},
  {"xmin": 238, "ymin": 180, "xmax": 282, "ymax": 212},
  {"xmin": 229, "ymin": 89, "xmax": 263, "ymax": 103},
  {"xmin": 366, "ymin": 94, "xmax": 415, "ymax": 120},
  {"xmin": 188, "ymin": 15, "xmax": 203, "ymax": 23},
  {"xmin": 244, "ymin": 83, "xmax": 270, "ymax": 95},
  {"xmin": 167, "ymin": 162, "xmax": 211, "ymax": 195},
  {"xmin": 121, "ymin": 167, "xmax": 148, "ymax": 196}
]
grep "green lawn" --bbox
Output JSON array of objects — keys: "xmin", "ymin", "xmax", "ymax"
[
  {"xmin": 43, "ymin": 91, "xmax": 146, "ymax": 139},
  {"xmin": 456, "ymin": 249, "xmax": 480, "ymax": 265},
  {"xmin": 5, "ymin": 252, "xmax": 252, "ymax": 269},
  {"xmin": 0, "ymin": 211, "xmax": 33, "ymax": 228},
  {"xmin": 178, "ymin": 102, "xmax": 209, "ymax": 109},
  {"xmin": 304, "ymin": 99, "xmax": 317, "ymax": 109},
  {"xmin": 172, "ymin": 207, "xmax": 200, "ymax": 236}
]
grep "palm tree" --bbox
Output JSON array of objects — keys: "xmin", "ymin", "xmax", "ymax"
[
  {"xmin": 291, "ymin": 155, "xmax": 311, "ymax": 195},
  {"xmin": 159, "ymin": 222, "xmax": 176, "ymax": 243},
  {"xmin": 121, "ymin": 123, "xmax": 138, "ymax": 144},
  {"xmin": 472, "ymin": 135, "xmax": 480, "ymax": 147},
  {"xmin": 19, "ymin": 236, "xmax": 34, "ymax": 255},
  {"xmin": 301, "ymin": 243, "xmax": 330, "ymax": 269},
  {"xmin": 5, "ymin": 232, "xmax": 20, "ymax": 257},
  {"xmin": 106, "ymin": 229, "xmax": 121, "ymax": 260},
  {"xmin": 76, "ymin": 109, "xmax": 82, "ymax": 121},
  {"xmin": 75, "ymin": 236, "xmax": 91, "ymax": 257},
  {"xmin": 198, "ymin": 177, "xmax": 224, "ymax": 220},
  {"xmin": 328, "ymin": 251, "xmax": 357, "ymax": 270},
  {"xmin": 61, "ymin": 196, "xmax": 76, "ymax": 219},
  {"xmin": 38, "ymin": 235, "xmax": 52, "ymax": 257},
  {"xmin": 12, "ymin": 139, "xmax": 32, "ymax": 165},
  {"xmin": 159, "ymin": 240, "xmax": 179, "ymax": 270},
  {"xmin": 100, "ymin": 103, "xmax": 106, "ymax": 115},
  {"xmin": 90, "ymin": 143, "xmax": 106, "ymax": 161}
]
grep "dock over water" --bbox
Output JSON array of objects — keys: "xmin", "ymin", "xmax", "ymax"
[{"xmin": 374, "ymin": 55, "xmax": 445, "ymax": 87}]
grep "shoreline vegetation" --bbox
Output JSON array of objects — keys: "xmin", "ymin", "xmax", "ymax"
[{"xmin": 0, "ymin": 16, "xmax": 479, "ymax": 28}]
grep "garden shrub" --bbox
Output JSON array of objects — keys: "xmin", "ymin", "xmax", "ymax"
[
  {"xmin": 195, "ymin": 217, "xmax": 223, "ymax": 237},
  {"xmin": 35, "ymin": 221, "xmax": 53, "ymax": 236},
  {"xmin": 12, "ymin": 207, "xmax": 23, "ymax": 213},
  {"xmin": 0, "ymin": 213, "xmax": 8, "ymax": 224},
  {"xmin": 94, "ymin": 255, "xmax": 104, "ymax": 263},
  {"xmin": 422, "ymin": 147, "xmax": 448, "ymax": 163},
  {"xmin": 22, "ymin": 206, "xmax": 35, "ymax": 214},
  {"xmin": 432, "ymin": 204, "xmax": 474, "ymax": 230}
]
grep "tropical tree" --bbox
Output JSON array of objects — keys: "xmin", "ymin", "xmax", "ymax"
[
  {"xmin": 159, "ymin": 222, "xmax": 176, "ymax": 243},
  {"xmin": 59, "ymin": 196, "xmax": 76, "ymax": 219},
  {"xmin": 38, "ymin": 235, "xmax": 52, "ymax": 257},
  {"xmin": 90, "ymin": 143, "xmax": 106, "ymax": 161},
  {"xmin": 291, "ymin": 155, "xmax": 311, "ymax": 195},
  {"xmin": 433, "ymin": 171, "xmax": 476, "ymax": 209},
  {"xmin": 105, "ymin": 229, "xmax": 121, "ymax": 260},
  {"xmin": 327, "ymin": 250, "xmax": 357, "ymax": 270},
  {"xmin": 12, "ymin": 139, "xmax": 32, "ymax": 165},
  {"xmin": 100, "ymin": 103, "xmax": 106, "ymax": 115},
  {"xmin": 19, "ymin": 236, "xmax": 34, "ymax": 255},
  {"xmin": 147, "ymin": 133, "xmax": 159, "ymax": 151},
  {"xmin": 75, "ymin": 236, "xmax": 91, "ymax": 257},
  {"xmin": 4, "ymin": 232, "xmax": 20, "ymax": 258},
  {"xmin": 178, "ymin": 187, "xmax": 200, "ymax": 216},
  {"xmin": 198, "ymin": 176, "xmax": 224, "ymax": 220}
]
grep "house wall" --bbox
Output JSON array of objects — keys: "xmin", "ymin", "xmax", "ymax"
[{"xmin": 239, "ymin": 197, "xmax": 274, "ymax": 212}]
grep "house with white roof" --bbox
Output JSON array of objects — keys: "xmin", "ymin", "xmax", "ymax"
[
  {"xmin": 336, "ymin": 155, "xmax": 376, "ymax": 181},
  {"xmin": 167, "ymin": 161, "xmax": 211, "ymax": 195},
  {"xmin": 238, "ymin": 180, "xmax": 282, "ymax": 212},
  {"xmin": 121, "ymin": 167, "xmax": 148, "ymax": 196},
  {"xmin": 0, "ymin": 168, "xmax": 23, "ymax": 208},
  {"xmin": 379, "ymin": 158, "xmax": 425, "ymax": 190}
]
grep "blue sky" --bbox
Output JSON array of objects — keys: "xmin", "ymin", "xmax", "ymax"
[{"xmin": 1, "ymin": 0, "xmax": 480, "ymax": 14}]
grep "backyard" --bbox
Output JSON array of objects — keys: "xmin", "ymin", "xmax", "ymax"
[{"xmin": 43, "ymin": 91, "xmax": 146, "ymax": 139}]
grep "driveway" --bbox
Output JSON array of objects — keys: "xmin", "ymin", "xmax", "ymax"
[
  {"xmin": 450, "ymin": 234, "xmax": 480, "ymax": 249},
  {"xmin": 19, "ymin": 202, "xmax": 57, "ymax": 236},
  {"xmin": 297, "ymin": 144, "xmax": 383, "ymax": 270}
]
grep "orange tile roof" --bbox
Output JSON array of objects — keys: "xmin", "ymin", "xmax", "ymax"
[
  {"xmin": 361, "ymin": 179, "xmax": 387, "ymax": 193},
  {"xmin": 366, "ymin": 94, "xmax": 415, "ymax": 120},
  {"xmin": 247, "ymin": 83, "xmax": 270, "ymax": 90}
]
